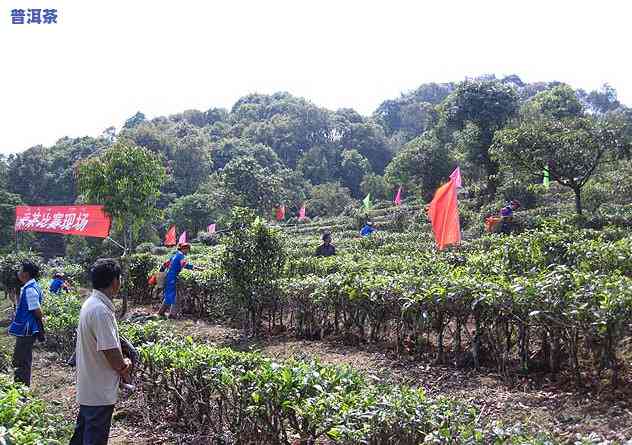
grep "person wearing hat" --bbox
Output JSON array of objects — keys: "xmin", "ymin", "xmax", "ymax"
[
  {"xmin": 157, "ymin": 242, "xmax": 202, "ymax": 318},
  {"xmin": 500, "ymin": 200, "xmax": 521, "ymax": 234},
  {"xmin": 315, "ymin": 232, "xmax": 336, "ymax": 257},
  {"xmin": 360, "ymin": 221, "xmax": 376, "ymax": 237},
  {"xmin": 49, "ymin": 272, "xmax": 70, "ymax": 294}
]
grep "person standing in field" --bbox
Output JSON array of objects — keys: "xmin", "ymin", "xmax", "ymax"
[
  {"xmin": 315, "ymin": 232, "xmax": 336, "ymax": 257},
  {"xmin": 157, "ymin": 242, "xmax": 201, "ymax": 318},
  {"xmin": 8, "ymin": 261, "xmax": 45, "ymax": 386},
  {"xmin": 70, "ymin": 258, "xmax": 130, "ymax": 445}
]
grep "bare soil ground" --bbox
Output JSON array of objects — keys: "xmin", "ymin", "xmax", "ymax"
[{"xmin": 2, "ymin": 306, "xmax": 632, "ymax": 443}]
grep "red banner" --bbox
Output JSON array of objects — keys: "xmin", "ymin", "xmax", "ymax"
[{"xmin": 15, "ymin": 205, "xmax": 112, "ymax": 238}]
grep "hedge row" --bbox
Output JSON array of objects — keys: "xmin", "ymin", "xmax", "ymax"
[
  {"xmin": 132, "ymin": 224, "xmax": 632, "ymax": 385},
  {"xmin": 39, "ymin": 294, "xmax": 557, "ymax": 444}
]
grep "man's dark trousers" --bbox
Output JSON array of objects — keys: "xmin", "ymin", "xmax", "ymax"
[
  {"xmin": 12, "ymin": 335, "xmax": 35, "ymax": 386},
  {"xmin": 69, "ymin": 405, "xmax": 115, "ymax": 445}
]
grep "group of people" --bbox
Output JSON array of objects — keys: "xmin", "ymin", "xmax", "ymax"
[
  {"xmin": 7, "ymin": 259, "xmax": 129, "ymax": 444},
  {"xmin": 7, "ymin": 240, "xmax": 201, "ymax": 445}
]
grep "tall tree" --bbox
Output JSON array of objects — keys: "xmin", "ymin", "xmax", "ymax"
[
  {"xmin": 491, "ymin": 117, "xmax": 630, "ymax": 215},
  {"xmin": 123, "ymin": 111, "xmax": 146, "ymax": 129},
  {"xmin": 441, "ymin": 80, "xmax": 519, "ymax": 195},
  {"xmin": 339, "ymin": 149, "xmax": 372, "ymax": 197},
  {"xmin": 527, "ymin": 84, "xmax": 584, "ymax": 119},
  {"xmin": 165, "ymin": 194, "xmax": 221, "ymax": 236},
  {"xmin": 384, "ymin": 134, "xmax": 452, "ymax": 200},
  {"xmin": 77, "ymin": 142, "xmax": 167, "ymax": 250},
  {"xmin": 220, "ymin": 156, "xmax": 285, "ymax": 214}
]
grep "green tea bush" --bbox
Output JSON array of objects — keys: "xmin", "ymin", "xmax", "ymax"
[
  {"xmin": 121, "ymin": 253, "xmax": 162, "ymax": 304},
  {"xmin": 0, "ymin": 375, "xmax": 71, "ymax": 444},
  {"xmin": 137, "ymin": 339, "xmax": 545, "ymax": 444}
]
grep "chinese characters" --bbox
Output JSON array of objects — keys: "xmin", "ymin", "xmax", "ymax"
[
  {"xmin": 15, "ymin": 209, "xmax": 91, "ymax": 232},
  {"xmin": 11, "ymin": 8, "xmax": 58, "ymax": 24}
]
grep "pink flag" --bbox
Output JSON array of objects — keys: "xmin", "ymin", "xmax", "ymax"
[
  {"xmin": 178, "ymin": 231, "xmax": 187, "ymax": 245},
  {"xmin": 394, "ymin": 186, "xmax": 402, "ymax": 206},
  {"xmin": 298, "ymin": 206, "xmax": 306, "ymax": 221},
  {"xmin": 449, "ymin": 167, "xmax": 462, "ymax": 189},
  {"xmin": 207, "ymin": 224, "xmax": 216, "ymax": 234},
  {"xmin": 275, "ymin": 205, "xmax": 285, "ymax": 221}
]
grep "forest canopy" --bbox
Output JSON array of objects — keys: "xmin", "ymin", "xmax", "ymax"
[{"xmin": 1, "ymin": 75, "xmax": 630, "ymax": 255}]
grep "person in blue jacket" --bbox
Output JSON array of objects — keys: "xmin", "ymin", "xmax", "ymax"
[
  {"xmin": 157, "ymin": 243, "xmax": 202, "ymax": 318},
  {"xmin": 360, "ymin": 221, "xmax": 376, "ymax": 237},
  {"xmin": 49, "ymin": 272, "xmax": 69, "ymax": 294},
  {"xmin": 8, "ymin": 261, "xmax": 45, "ymax": 386}
]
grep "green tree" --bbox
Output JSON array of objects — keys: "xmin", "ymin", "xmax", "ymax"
[
  {"xmin": 297, "ymin": 145, "xmax": 340, "ymax": 185},
  {"xmin": 441, "ymin": 80, "xmax": 519, "ymax": 195},
  {"xmin": 527, "ymin": 84, "xmax": 584, "ymax": 119},
  {"xmin": 220, "ymin": 156, "xmax": 285, "ymax": 214},
  {"xmin": 77, "ymin": 142, "xmax": 167, "ymax": 250},
  {"xmin": 339, "ymin": 149, "xmax": 371, "ymax": 197},
  {"xmin": 335, "ymin": 110, "xmax": 392, "ymax": 173},
  {"xmin": 222, "ymin": 210, "xmax": 286, "ymax": 335},
  {"xmin": 0, "ymin": 190, "xmax": 22, "ymax": 252},
  {"xmin": 123, "ymin": 111, "xmax": 146, "ymax": 129},
  {"xmin": 360, "ymin": 173, "xmax": 389, "ymax": 202},
  {"xmin": 305, "ymin": 182, "xmax": 353, "ymax": 217},
  {"xmin": 492, "ymin": 117, "xmax": 630, "ymax": 215},
  {"xmin": 165, "ymin": 194, "xmax": 222, "ymax": 236},
  {"xmin": 384, "ymin": 134, "xmax": 452, "ymax": 200}
]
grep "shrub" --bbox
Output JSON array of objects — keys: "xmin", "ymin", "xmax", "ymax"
[
  {"xmin": 197, "ymin": 231, "xmax": 219, "ymax": 246},
  {"xmin": 0, "ymin": 252, "xmax": 44, "ymax": 296},
  {"xmin": 151, "ymin": 246, "xmax": 169, "ymax": 255},
  {"xmin": 499, "ymin": 179, "xmax": 539, "ymax": 209},
  {"xmin": 121, "ymin": 253, "xmax": 162, "ymax": 304},
  {"xmin": 135, "ymin": 242, "xmax": 154, "ymax": 253},
  {"xmin": 222, "ymin": 215, "xmax": 286, "ymax": 335}
]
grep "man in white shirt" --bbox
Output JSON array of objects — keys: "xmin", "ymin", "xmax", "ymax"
[{"xmin": 70, "ymin": 259, "xmax": 130, "ymax": 445}]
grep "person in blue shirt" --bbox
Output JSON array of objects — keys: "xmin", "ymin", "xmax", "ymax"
[
  {"xmin": 8, "ymin": 261, "xmax": 45, "ymax": 386},
  {"xmin": 49, "ymin": 272, "xmax": 69, "ymax": 294},
  {"xmin": 360, "ymin": 221, "xmax": 376, "ymax": 237},
  {"xmin": 157, "ymin": 243, "xmax": 202, "ymax": 318}
]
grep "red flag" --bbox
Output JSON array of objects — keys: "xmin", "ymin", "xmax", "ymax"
[
  {"xmin": 275, "ymin": 205, "xmax": 285, "ymax": 221},
  {"xmin": 164, "ymin": 225, "xmax": 176, "ymax": 246},
  {"xmin": 14, "ymin": 205, "xmax": 112, "ymax": 238},
  {"xmin": 394, "ymin": 186, "xmax": 402, "ymax": 206},
  {"xmin": 178, "ymin": 231, "xmax": 187, "ymax": 245},
  {"xmin": 428, "ymin": 179, "xmax": 461, "ymax": 250},
  {"xmin": 207, "ymin": 224, "xmax": 216, "ymax": 234},
  {"xmin": 298, "ymin": 206, "xmax": 306, "ymax": 221}
]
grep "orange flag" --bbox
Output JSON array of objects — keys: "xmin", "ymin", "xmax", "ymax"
[
  {"xmin": 164, "ymin": 225, "xmax": 177, "ymax": 247},
  {"xmin": 428, "ymin": 179, "xmax": 461, "ymax": 250}
]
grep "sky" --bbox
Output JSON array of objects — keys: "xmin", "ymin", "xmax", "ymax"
[{"xmin": 1, "ymin": 0, "xmax": 631, "ymax": 154}]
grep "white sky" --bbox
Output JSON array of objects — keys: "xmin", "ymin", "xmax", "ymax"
[{"xmin": 1, "ymin": 0, "xmax": 631, "ymax": 154}]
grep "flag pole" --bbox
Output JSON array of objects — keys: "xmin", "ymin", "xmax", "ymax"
[{"xmin": 106, "ymin": 236, "xmax": 127, "ymax": 256}]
